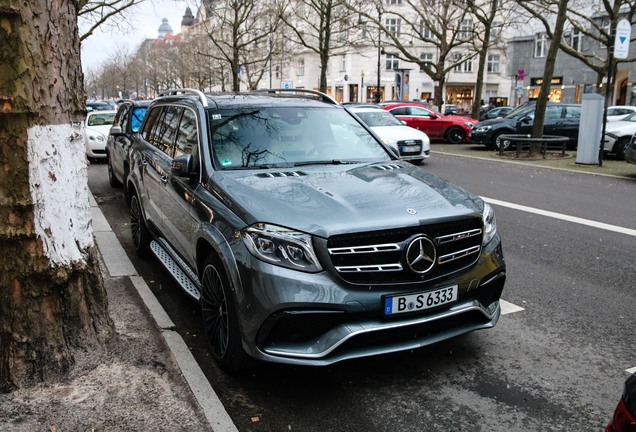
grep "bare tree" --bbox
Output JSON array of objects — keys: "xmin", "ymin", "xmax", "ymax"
[
  {"xmin": 356, "ymin": 0, "xmax": 472, "ymax": 107},
  {"xmin": 78, "ymin": 0, "xmax": 144, "ymax": 41},
  {"xmin": 280, "ymin": 0, "xmax": 359, "ymax": 93},
  {"xmin": 517, "ymin": 0, "xmax": 571, "ymax": 155},
  {"xmin": 0, "ymin": 0, "xmax": 112, "ymax": 392}
]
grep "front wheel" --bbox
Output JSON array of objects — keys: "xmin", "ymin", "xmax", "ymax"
[
  {"xmin": 445, "ymin": 127, "xmax": 466, "ymax": 144},
  {"xmin": 493, "ymin": 132, "xmax": 512, "ymax": 151},
  {"xmin": 107, "ymin": 156, "xmax": 122, "ymax": 188},
  {"xmin": 130, "ymin": 191, "xmax": 151, "ymax": 258},
  {"xmin": 615, "ymin": 137, "xmax": 630, "ymax": 160},
  {"xmin": 200, "ymin": 255, "xmax": 249, "ymax": 371}
]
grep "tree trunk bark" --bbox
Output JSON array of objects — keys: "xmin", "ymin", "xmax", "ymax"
[{"xmin": 0, "ymin": 0, "xmax": 113, "ymax": 393}]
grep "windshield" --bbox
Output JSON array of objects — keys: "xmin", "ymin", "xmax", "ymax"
[
  {"xmin": 504, "ymin": 105, "xmax": 535, "ymax": 119},
  {"xmin": 87, "ymin": 112, "xmax": 116, "ymax": 126},
  {"xmin": 209, "ymin": 106, "xmax": 390, "ymax": 169},
  {"xmin": 354, "ymin": 110, "xmax": 404, "ymax": 127}
]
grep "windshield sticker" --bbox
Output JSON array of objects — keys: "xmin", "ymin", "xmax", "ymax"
[
  {"xmin": 212, "ymin": 114, "xmax": 222, "ymax": 120},
  {"xmin": 221, "ymin": 159, "xmax": 233, "ymax": 167}
]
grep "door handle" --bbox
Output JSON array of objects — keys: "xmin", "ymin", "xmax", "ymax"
[{"xmin": 160, "ymin": 175, "xmax": 168, "ymax": 184}]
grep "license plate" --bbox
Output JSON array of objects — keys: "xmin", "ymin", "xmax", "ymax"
[
  {"xmin": 384, "ymin": 285, "xmax": 458, "ymax": 316},
  {"xmin": 401, "ymin": 145, "xmax": 421, "ymax": 153}
]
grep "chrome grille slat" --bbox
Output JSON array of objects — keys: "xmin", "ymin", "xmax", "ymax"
[
  {"xmin": 436, "ymin": 229, "xmax": 482, "ymax": 244},
  {"xmin": 336, "ymin": 263, "xmax": 403, "ymax": 273},
  {"xmin": 328, "ymin": 243, "xmax": 400, "ymax": 255},
  {"xmin": 438, "ymin": 245, "xmax": 481, "ymax": 264}
]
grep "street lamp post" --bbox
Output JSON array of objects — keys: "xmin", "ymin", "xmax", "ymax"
[{"xmin": 375, "ymin": 9, "xmax": 382, "ymax": 103}]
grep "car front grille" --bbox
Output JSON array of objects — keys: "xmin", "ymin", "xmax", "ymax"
[
  {"xmin": 326, "ymin": 217, "xmax": 483, "ymax": 284},
  {"xmin": 397, "ymin": 139, "xmax": 423, "ymax": 156}
]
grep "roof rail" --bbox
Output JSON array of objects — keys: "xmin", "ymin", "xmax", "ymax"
[
  {"xmin": 158, "ymin": 88, "xmax": 208, "ymax": 107},
  {"xmin": 252, "ymin": 88, "xmax": 338, "ymax": 105}
]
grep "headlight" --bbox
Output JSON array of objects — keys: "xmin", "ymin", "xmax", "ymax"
[
  {"xmin": 88, "ymin": 134, "xmax": 105, "ymax": 142},
  {"xmin": 242, "ymin": 223, "xmax": 322, "ymax": 273},
  {"xmin": 475, "ymin": 125, "xmax": 492, "ymax": 133},
  {"xmin": 382, "ymin": 138, "xmax": 397, "ymax": 145},
  {"xmin": 482, "ymin": 202, "xmax": 497, "ymax": 245},
  {"xmin": 464, "ymin": 121, "xmax": 475, "ymax": 127}
]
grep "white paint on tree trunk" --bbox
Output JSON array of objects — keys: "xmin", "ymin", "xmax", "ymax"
[{"xmin": 27, "ymin": 123, "xmax": 94, "ymax": 265}]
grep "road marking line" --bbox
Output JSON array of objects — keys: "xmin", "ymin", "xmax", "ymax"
[
  {"xmin": 500, "ymin": 299, "xmax": 524, "ymax": 315},
  {"xmin": 627, "ymin": 366, "xmax": 636, "ymax": 374},
  {"xmin": 482, "ymin": 196, "xmax": 636, "ymax": 237}
]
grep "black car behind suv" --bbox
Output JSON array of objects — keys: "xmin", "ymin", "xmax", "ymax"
[
  {"xmin": 126, "ymin": 88, "xmax": 506, "ymax": 370},
  {"xmin": 470, "ymin": 102, "xmax": 581, "ymax": 150}
]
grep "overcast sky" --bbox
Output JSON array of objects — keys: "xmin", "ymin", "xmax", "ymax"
[{"xmin": 80, "ymin": 0, "xmax": 191, "ymax": 72}]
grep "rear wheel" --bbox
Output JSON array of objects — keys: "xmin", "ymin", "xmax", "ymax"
[
  {"xmin": 615, "ymin": 137, "xmax": 630, "ymax": 160},
  {"xmin": 130, "ymin": 191, "xmax": 151, "ymax": 258},
  {"xmin": 493, "ymin": 132, "xmax": 512, "ymax": 151},
  {"xmin": 446, "ymin": 127, "xmax": 465, "ymax": 144},
  {"xmin": 107, "ymin": 156, "xmax": 122, "ymax": 188},
  {"xmin": 200, "ymin": 254, "xmax": 249, "ymax": 371}
]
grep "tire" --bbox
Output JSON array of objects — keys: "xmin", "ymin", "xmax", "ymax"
[
  {"xmin": 107, "ymin": 156, "xmax": 122, "ymax": 188},
  {"xmin": 200, "ymin": 254, "xmax": 249, "ymax": 371},
  {"xmin": 615, "ymin": 137, "xmax": 630, "ymax": 161},
  {"xmin": 130, "ymin": 191, "xmax": 151, "ymax": 258},
  {"xmin": 445, "ymin": 127, "xmax": 466, "ymax": 144},
  {"xmin": 493, "ymin": 132, "xmax": 512, "ymax": 151}
]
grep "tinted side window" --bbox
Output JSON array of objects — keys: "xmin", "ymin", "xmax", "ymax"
[
  {"xmin": 131, "ymin": 107, "xmax": 147, "ymax": 133},
  {"xmin": 390, "ymin": 107, "xmax": 409, "ymax": 115},
  {"xmin": 564, "ymin": 106, "xmax": 580, "ymax": 119},
  {"xmin": 175, "ymin": 108, "xmax": 199, "ymax": 159},
  {"xmin": 114, "ymin": 104, "xmax": 130, "ymax": 130},
  {"xmin": 544, "ymin": 105, "xmax": 562, "ymax": 120},
  {"xmin": 410, "ymin": 107, "xmax": 431, "ymax": 116},
  {"xmin": 147, "ymin": 106, "xmax": 183, "ymax": 155},
  {"xmin": 142, "ymin": 107, "xmax": 162, "ymax": 140}
]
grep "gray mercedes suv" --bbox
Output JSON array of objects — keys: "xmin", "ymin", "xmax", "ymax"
[{"xmin": 127, "ymin": 88, "xmax": 506, "ymax": 370}]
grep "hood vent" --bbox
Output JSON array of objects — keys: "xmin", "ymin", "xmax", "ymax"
[
  {"xmin": 374, "ymin": 164, "xmax": 403, "ymax": 171},
  {"xmin": 255, "ymin": 171, "xmax": 307, "ymax": 178}
]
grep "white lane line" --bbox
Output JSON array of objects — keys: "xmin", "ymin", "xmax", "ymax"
[
  {"xmin": 500, "ymin": 299, "xmax": 525, "ymax": 315},
  {"xmin": 627, "ymin": 366, "xmax": 636, "ymax": 374},
  {"xmin": 481, "ymin": 196, "xmax": 636, "ymax": 237}
]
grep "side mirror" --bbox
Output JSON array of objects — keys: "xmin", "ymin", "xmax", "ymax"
[
  {"xmin": 109, "ymin": 125, "xmax": 124, "ymax": 136},
  {"xmin": 401, "ymin": 120, "xmax": 407, "ymax": 125},
  {"xmin": 521, "ymin": 116, "xmax": 532, "ymax": 124},
  {"xmin": 171, "ymin": 154, "xmax": 195, "ymax": 178}
]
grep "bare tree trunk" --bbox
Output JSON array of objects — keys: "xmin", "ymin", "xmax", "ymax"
[{"xmin": 0, "ymin": 0, "xmax": 113, "ymax": 392}]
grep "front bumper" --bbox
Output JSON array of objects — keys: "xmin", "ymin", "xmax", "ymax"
[{"xmin": 234, "ymin": 237, "xmax": 506, "ymax": 366}]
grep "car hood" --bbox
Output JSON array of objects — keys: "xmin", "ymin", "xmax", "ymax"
[
  {"xmin": 605, "ymin": 121, "xmax": 636, "ymax": 135},
  {"xmin": 370, "ymin": 126, "xmax": 430, "ymax": 143},
  {"xmin": 210, "ymin": 161, "xmax": 482, "ymax": 238},
  {"xmin": 446, "ymin": 115, "xmax": 479, "ymax": 124},
  {"xmin": 85, "ymin": 125, "xmax": 111, "ymax": 137},
  {"xmin": 475, "ymin": 117, "xmax": 519, "ymax": 127}
]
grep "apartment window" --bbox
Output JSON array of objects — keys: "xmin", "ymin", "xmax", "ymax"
[
  {"xmin": 386, "ymin": 54, "xmax": 399, "ymax": 70},
  {"xmin": 420, "ymin": 21, "xmax": 434, "ymax": 39},
  {"xmin": 420, "ymin": 52, "xmax": 434, "ymax": 71},
  {"xmin": 459, "ymin": 19, "xmax": 473, "ymax": 39},
  {"xmin": 297, "ymin": 58, "xmax": 305, "ymax": 76},
  {"xmin": 487, "ymin": 54, "xmax": 500, "ymax": 73},
  {"xmin": 340, "ymin": 55, "xmax": 347, "ymax": 72},
  {"xmin": 453, "ymin": 53, "xmax": 462, "ymax": 72},
  {"xmin": 386, "ymin": 0, "xmax": 403, "ymax": 4},
  {"xmin": 570, "ymin": 28, "xmax": 582, "ymax": 51},
  {"xmin": 275, "ymin": 65, "xmax": 280, "ymax": 79},
  {"xmin": 534, "ymin": 33, "xmax": 547, "ymax": 57},
  {"xmin": 386, "ymin": 18, "xmax": 401, "ymax": 37},
  {"xmin": 490, "ymin": 22, "xmax": 502, "ymax": 42}
]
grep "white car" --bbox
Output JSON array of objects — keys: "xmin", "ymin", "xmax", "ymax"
[
  {"xmin": 350, "ymin": 106, "xmax": 430, "ymax": 164},
  {"xmin": 84, "ymin": 110, "xmax": 116, "ymax": 160},
  {"xmin": 606, "ymin": 105, "xmax": 636, "ymax": 122},
  {"xmin": 603, "ymin": 111, "xmax": 636, "ymax": 160}
]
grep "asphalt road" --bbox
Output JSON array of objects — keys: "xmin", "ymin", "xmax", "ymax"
[{"xmin": 88, "ymin": 153, "xmax": 635, "ymax": 432}]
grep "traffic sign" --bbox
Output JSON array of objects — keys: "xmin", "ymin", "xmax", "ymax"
[
  {"xmin": 517, "ymin": 67, "xmax": 525, "ymax": 81},
  {"xmin": 281, "ymin": 80, "xmax": 293, "ymax": 89},
  {"xmin": 613, "ymin": 19, "xmax": 632, "ymax": 59}
]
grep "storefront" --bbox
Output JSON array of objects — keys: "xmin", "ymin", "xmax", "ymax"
[
  {"xmin": 445, "ymin": 86, "xmax": 474, "ymax": 113},
  {"xmin": 528, "ymin": 77, "xmax": 563, "ymax": 102}
]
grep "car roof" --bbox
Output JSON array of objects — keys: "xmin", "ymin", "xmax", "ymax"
[{"xmin": 350, "ymin": 106, "xmax": 391, "ymax": 113}]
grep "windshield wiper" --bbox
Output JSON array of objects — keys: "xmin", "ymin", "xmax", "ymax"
[{"xmin": 293, "ymin": 160, "xmax": 362, "ymax": 167}]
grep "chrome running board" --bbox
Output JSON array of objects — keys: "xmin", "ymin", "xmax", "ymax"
[{"xmin": 150, "ymin": 239, "xmax": 201, "ymax": 301}]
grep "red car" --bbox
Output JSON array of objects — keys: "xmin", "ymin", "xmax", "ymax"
[
  {"xmin": 606, "ymin": 372, "xmax": 636, "ymax": 432},
  {"xmin": 382, "ymin": 102, "xmax": 478, "ymax": 144}
]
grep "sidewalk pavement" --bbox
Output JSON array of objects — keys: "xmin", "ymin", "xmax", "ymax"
[{"xmin": 0, "ymin": 195, "xmax": 238, "ymax": 432}]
